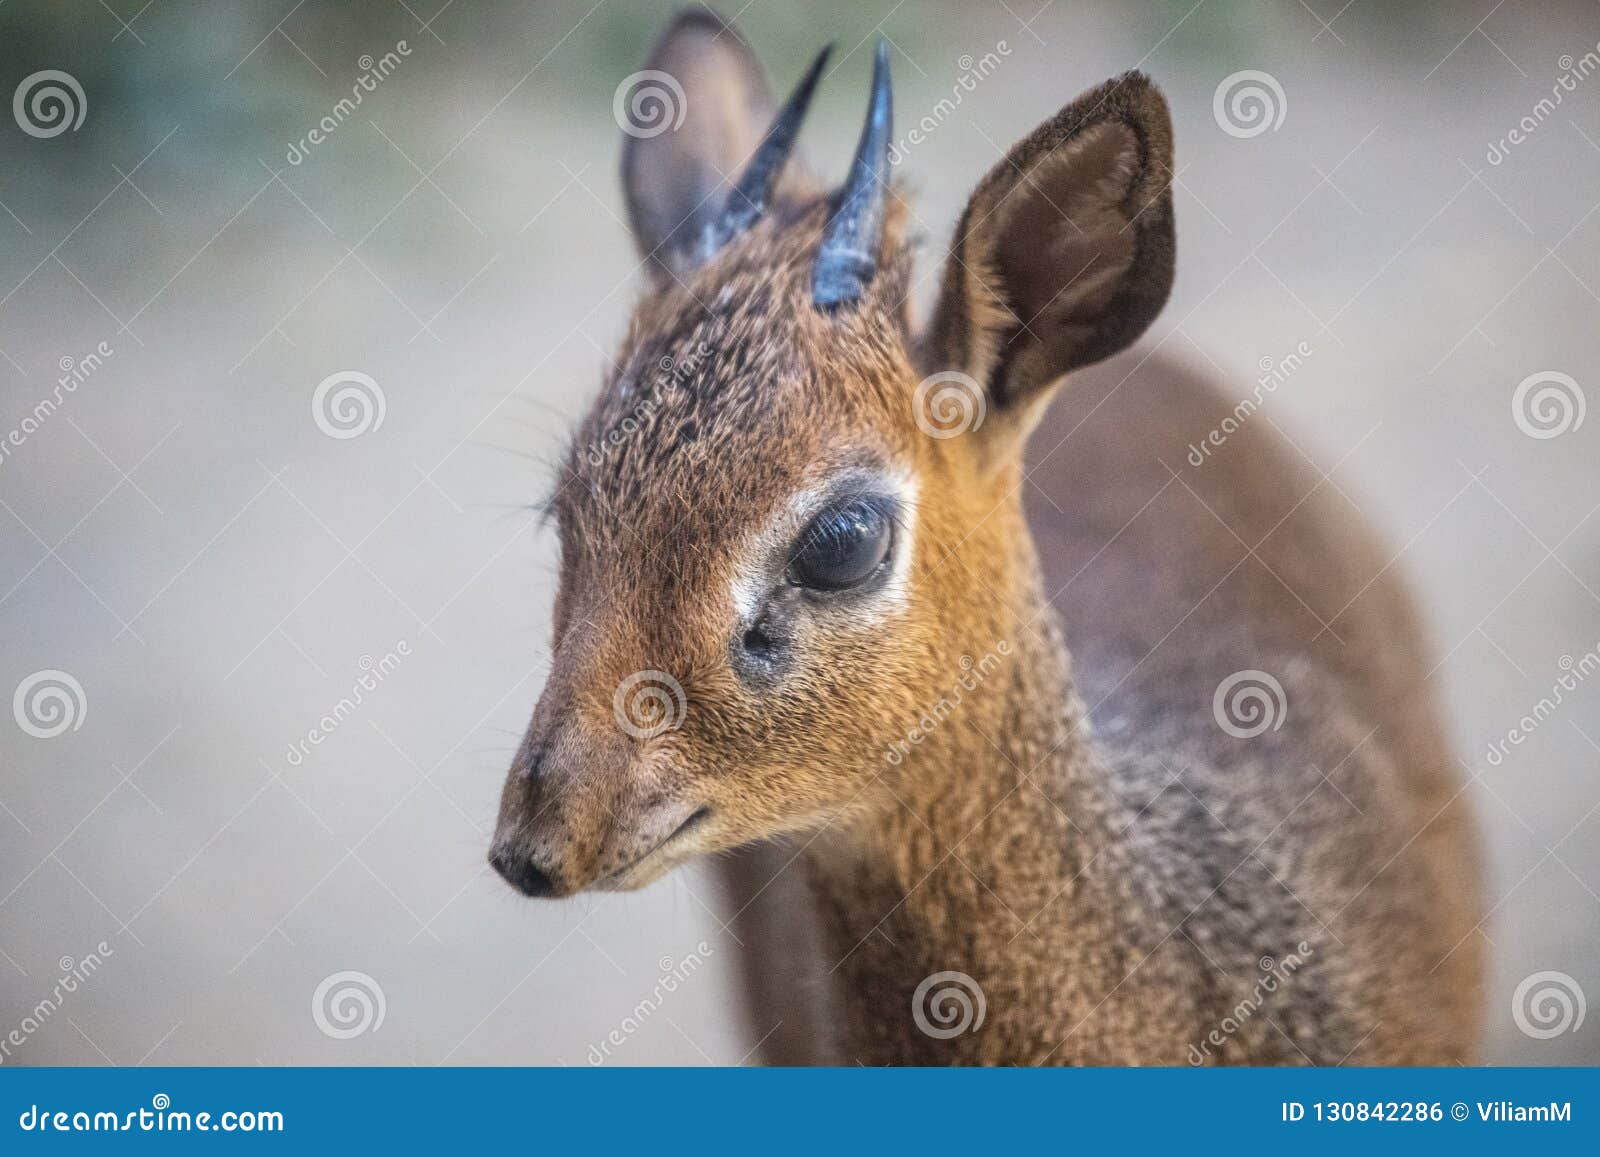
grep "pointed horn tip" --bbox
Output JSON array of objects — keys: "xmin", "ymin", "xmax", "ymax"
[
  {"xmin": 864, "ymin": 40, "xmax": 891, "ymax": 134},
  {"xmin": 779, "ymin": 43, "xmax": 831, "ymax": 118},
  {"xmin": 790, "ymin": 42, "xmax": 833, "ymax": 99},
  {"xmin": 700, "ymin": 39, "xmax": 833, "ymax": 256},
  {"xmin": 810, "ymin": 39, "xmax": 894, "ymax": 310}
]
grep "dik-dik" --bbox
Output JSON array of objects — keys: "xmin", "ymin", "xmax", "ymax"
[{"xmin": 491, "ymin": 7, "xmax": 1484, "ymax": 1064}]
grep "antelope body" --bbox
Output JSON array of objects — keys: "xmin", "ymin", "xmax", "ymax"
[{"xmin": 491, "ymin": 7, "xmax": 1484, "ymax": 1065}]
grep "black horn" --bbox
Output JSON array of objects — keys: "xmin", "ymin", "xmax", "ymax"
[
  {"xmin": 812, "ymin": 40, "xmax": 892, "ymax": 308},
  {"xmin": 700, "ymin": 45, "xmax": 832, "ymax": 257}
]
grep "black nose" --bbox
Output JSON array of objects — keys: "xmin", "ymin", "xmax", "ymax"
[{"xmin": 489, "ymin": 846, "xmax": 558, "ymax": 897}]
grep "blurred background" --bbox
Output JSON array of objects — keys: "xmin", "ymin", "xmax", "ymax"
[{"xmin": 0, "ymin": 0, "xmax": 1596, "ymax": 1065}]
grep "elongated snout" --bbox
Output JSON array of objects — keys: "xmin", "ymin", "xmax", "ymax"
[
  {"xmin": 488, "ymin": 738, "xmax": 595, "ymax": 899},
  {"xmin": 488, "ymin": 702, "xmax": 709, "ymax": 898}
]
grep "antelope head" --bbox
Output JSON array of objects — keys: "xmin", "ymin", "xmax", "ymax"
[{"xmin": 490, "ymin": 7, "xmax": 1176, "ymax": 897}]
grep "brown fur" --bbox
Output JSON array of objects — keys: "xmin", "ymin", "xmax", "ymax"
[{"xmin": 491, "ymin": 7, "xmax": 1484, "ymax": 1065}]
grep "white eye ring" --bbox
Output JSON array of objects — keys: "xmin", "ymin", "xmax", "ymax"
[{"xmin": 729, "ymin": 468, "xmax": 918, "ymax": 621}]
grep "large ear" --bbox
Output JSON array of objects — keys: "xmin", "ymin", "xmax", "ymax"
[
  {"xmin": 621, "ymin": 7, "xmax": 808, "ymax": 282},
  {"xmin": 925, "ymin": 72, "xmax": 1175, "ymax": 418}
]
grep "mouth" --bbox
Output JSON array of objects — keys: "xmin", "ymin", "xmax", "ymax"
[{"xmin": 598, "ymin": 806, "xmax": 712, "ymax": 888}]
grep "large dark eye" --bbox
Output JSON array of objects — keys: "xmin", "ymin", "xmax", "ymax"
[{"xmin": 789, "ymin": 498, "xmax": 893, "ymax": 591}]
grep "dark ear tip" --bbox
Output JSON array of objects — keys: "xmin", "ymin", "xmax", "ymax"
[
  {"xmin": 1057, "ymin": 71, "xmax": 1171, "ymax": 175},
  {"xmin": 1107, "ymin": 70, "xmax": 1172, "ymax": 121}
]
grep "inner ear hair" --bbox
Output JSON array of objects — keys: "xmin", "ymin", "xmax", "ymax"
[{"xmin": 927, "ymin": 72, "xmax": 1175, "ymax": 408}]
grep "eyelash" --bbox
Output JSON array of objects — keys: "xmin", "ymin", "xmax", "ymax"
[
  {"xmin": 786, "ymin": 497, "xmax": 896, "ymax": 589},
  {"xmin": 801, "ymin": 507, "xmax": 869, "ymax": 556}
]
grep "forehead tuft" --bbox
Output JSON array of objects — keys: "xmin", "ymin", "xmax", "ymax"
[{"xmin": 558, "ymin": 200, "xmax": 913, "ymax": 536}]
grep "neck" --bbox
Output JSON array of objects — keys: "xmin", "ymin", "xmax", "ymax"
[{"xmin": 802, "ymin": 564, "xmax": 1153, "ymax": 1062}]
